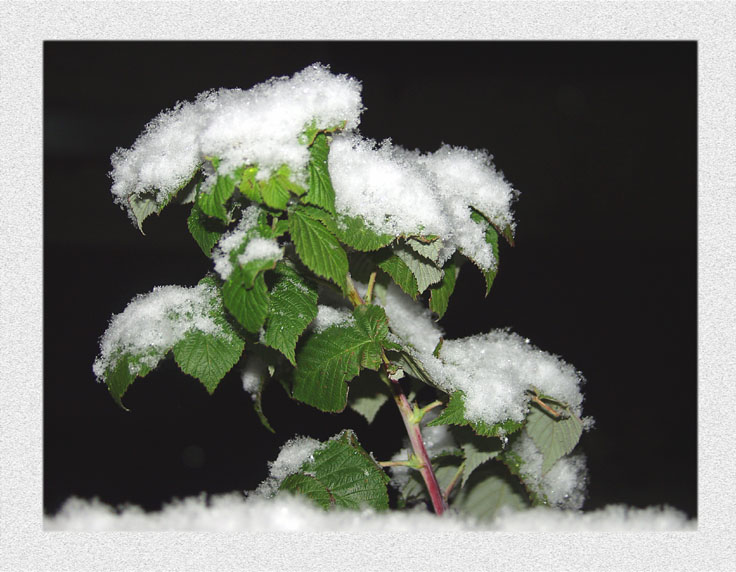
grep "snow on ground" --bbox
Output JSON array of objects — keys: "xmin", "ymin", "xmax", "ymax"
[{"xmin": 44, "ymin": 493, "xmax": 694, "ymax": 532}]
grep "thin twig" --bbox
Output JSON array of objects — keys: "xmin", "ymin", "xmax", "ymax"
[{"xmin": 443, "ymin": 460, "xmax": 466, "ymax": 503}]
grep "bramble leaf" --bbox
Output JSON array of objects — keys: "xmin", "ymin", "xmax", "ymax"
[
  {"xmin": 451, "ymin": 464, "xmax": 528, "ymax": 519},
  {"xmin": 292, "ymin": 304, "xmax": 390, "ymax": 412},
  {"xmin": 197, "ymin": 173, "xmax": 236, "ymax": 223},
  {"xmin": 187, "ymin": 202, "xmax": 226, "ymax": 256},
  {"xmin": 104, "ymin": 353, "xmax": 154, "ymax": 410},
  {"xmin": 347, "ymin": 371, "xmax": 390, "ymax": 424},
  {"xmin": 378, "ymin": 252, "xmax": 418, "ymax": 299},
  {"xmin": 304, "ymin": 133, "xmax": 336, "ymax": 214},
  {"xmin": 525, "ymin": 403, "xmax": 583, "ymax": 474},
  {"xmin": 336, "ymin": 214, "xmax": 394, "ymax": 252},
  {"xmin": 428, "ymin": 257, "xmax": 459, "ymax": 319},
  {"xmin": 221, "ymin": 270, "xmax": 270, "ymax": 334},
  {"xmin": 469, "ymin": 209, "xmax": 500, "ymax": 296},
  {"xmin": 263, "ymin": 262, "xmax": 319, "ymax": 364},
  {"xmin": 172, "ymin": 327, "xmax": 245, "ymax": 394},
  {"xmin": 395, "ymin": 245, "xmax": 444, "ymax": 294},
  {"xmin": 453, "ymin": 428, "xmax": 503, "ymax": 488},
  {"xmin": 405, "ymin": 236, "xmax": 443, "ymax": 263},
  {"xmin": 428, "ymin": 391, "xmax": 524, "ymax": 438},
  {"xmin": 237, "ymin": 166, "xmax": 262, "ymax": 203},
  {"xmin": 279, "ymin": 430, "xmax": 390, "ymax": 510},
  {"xmin": 289, "ymin": 204, "xmax": 348, "ymax": 291},
  {"xmin": 128, "ymin": 193, "xmax": 159, "ymax": 233},
  {"xmin": 261, "ymin": 165, "xmax": 305, "ymax": 210}
]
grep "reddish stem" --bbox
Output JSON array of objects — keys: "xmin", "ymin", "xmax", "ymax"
[{"xmin": 387, "ymin": 375, "xmax": 448, "ymax": 516}]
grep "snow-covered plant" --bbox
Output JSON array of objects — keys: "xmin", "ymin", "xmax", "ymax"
[{"xmin": 94, "ymin": 64, "xmax": 592, "ymax": 519}]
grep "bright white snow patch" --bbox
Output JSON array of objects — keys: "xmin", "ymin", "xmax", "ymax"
[
  {"xmin": 426, "ymin": 330, "xmax": 586, "ymax": 426},
  {"xmin": 253, "ymin": 436, "xmax": 323, "ymax": 498},
  {"xmin": 309, "ymin": 304, "xmax": 354, "ymax": 333},
  {"xmin": 110, "ymin": 63, "xmax": 362, "ymax": 223},
  {"xmin": 92, "ymin": 282, "xmax": 223, "ymax": 380},
  {"xmin": 380, "ymin": 283, "xmax": 443, "ymax": 355},
  {"xmin": 236, "ymin": 237, "xmax": 283, "ymax": 267},
  {"xmin": 329, "ymin": 134, "xmax": 517, "ymax": 270},
  {"xmin": 44, "ymin": 494, "xmax": 695, "ymax": 532}
]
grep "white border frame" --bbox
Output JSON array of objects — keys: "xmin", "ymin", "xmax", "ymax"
[{"xmin": 2, "ymin": 1, "xmax": 733, "ymax": 570}]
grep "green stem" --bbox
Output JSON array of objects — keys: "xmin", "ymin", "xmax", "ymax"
[
  {"xmin": 365, "ymin": 271, "xmax": 377, "ymax": 303},
  {"xmin": 443, "ymin": 460, "xmax": 465, "ymax": 502}
]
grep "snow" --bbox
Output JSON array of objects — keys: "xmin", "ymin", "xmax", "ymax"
[
  {"xmin": 380, "ymin": 283, "xmax": 443, "ymax": 355},
  {"xmin": 92, "ymin": 282, "xmax": 224, "ymax": 381},
  {"xmin": 328, "ymin": 134, "xmax": 517, "ymax": 270},
  {"xmin": 236, "ymin": 237, "xmax": 283, "ymax": 266},
  {"xmin": 511, "ymin": 432, "xmax": 588, "ymax": 509},
  {"xmin": 430, "ymin": 330, "xmax": 586, "ymax": 424},
  {"xmin": 253, "ymin": 436, "xmax": 323, "ymax": 498},
  {"xmin": 110, "ymin": 63, "xmax": 362, "ymax": 224},
  {"xmin": 241, "ymin": 356, "xmax": 265, "ymax": 398},
  {"xmin": 44, "ymin": 494, "xmax": 694, "ymax": 532},
  {"xmin": 211, "ymin": 205, "xmax": 262, "ymax": 280},
  {"xmin": 309, "ymin": 304, "xmax": 354, "ymax": 333}
]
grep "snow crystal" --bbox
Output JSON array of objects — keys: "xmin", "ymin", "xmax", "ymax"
[
  {"xmin": 511, "ymin": 432, "xmax": 588, "ymax": 509},
  {"xmin": 92, "ymin": 282, "xmax": 222, "ymax": 380},
  {"xmin": 253, "ymin": 436, "xmax": 323, "ymax": 498},
  {"xmin": 110, "ymin": 64, "xmax": 362, "ymax": 223},
  {"xmin": 309, "ymin": 304, "xmax": 354, "ymax": 333},
  {"xmin": 44, "ymin": 494, "xmax": 695, "ymax": 532}
]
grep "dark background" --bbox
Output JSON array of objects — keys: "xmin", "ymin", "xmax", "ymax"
[{"xmin": 44, "ymin": 41, "xmax": 696, "ymax": 518}]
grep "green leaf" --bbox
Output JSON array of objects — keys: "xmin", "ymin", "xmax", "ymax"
[
  {"xmin": 454, "ymin": 428, "xmax": 503, "ymax": 488},
  {"xmin": 289, "ymin": 205, "xmax": 348, "ymax": 291},
  {"xmin": 347, "ymin": 370, "xmax": 390, "ymax": 423},
  {"xmin": 336, "ymin": 214, "xmax": 394, "ymax": 252},
  {"xmin": 428, "ymin": 258, "xmax": 458, "ymax": 319},
  {"xmin": 405, "ymin": 236, "xmax": 443, "ymax": 263},
  {"xmin": 128, "ymin": 193, "xmax": 159, "ymax": 233},
  {"xmin": 237, "ymin": 166, "xmax": 262, "ymax": 203},
  {"xmin": 428, "ymin": 391, "xmax": 524, "ymax": 438},
  {"xmin": 171, "ymin": 277, "xmax": 246, "ymax": 393},
  {"xmin": 242, "ymin": 355, "xmax": 275, "ymax": 433},
  {"xmin": 378, "ymin": 252, "xmax": 418, "ymax": 299},
  {"xmin": 128, "ymin": 168, "xmax": 200, "ymax": 232},
  {"xmin": 104, "ymin": 353, "xmax": 154, "ymax": 411},
  {"xmin": 172, "ymin": 327, "xmax": 245, "ymax": 394},
  {"xmin": 469, "ymin": 209, "xmax": 501, "ymax": 296},
  {"xmin": 279, "ymin": 430, "xmax": 390, "ymax": 511},
  {"xmin": 292, "ymin": 304, "xmax": 390, "ymax": 412},
  {"xmin": 304, "ymin": 133, "xmax": 336, "ymax": 214},
  {"xmin": 222, "ymin": 271, "xmax": 270, "ymax": 334},
  {"xmin": 263, "ymin": 262, "xmax": 319, "ymax": 364},
  {"xmin": 197, "ymin": 173, "xmax": 235, "ymax": 223},
  {"xmin": 525, "ymin": 403, "xmax": 583, "ymax": 474},
  {"xmin": 392, "ymin": 349, "xmax": 439, "ymax": 388},
  {"xmin": 187, "ymin": 202, "xmax": 225, "ymax": 256},
  {"xmin": 395, "ymin": 245, "xmax": 444, "ymax": 294},
  {"xmin": 451, "ymin": 464, "xmax": 528, "ymax": 520},
  {"xmin": 261, "ymin": 165, "xmax": 304, "ymax": 210},
  {"xmin": 500, "ymin": 449, "xmax": 548, "ymax": 506}
]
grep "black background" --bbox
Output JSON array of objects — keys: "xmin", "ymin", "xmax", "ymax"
[{"xmin": 44, "ymin": 41, "xmax": 696, "ymax": 518}]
